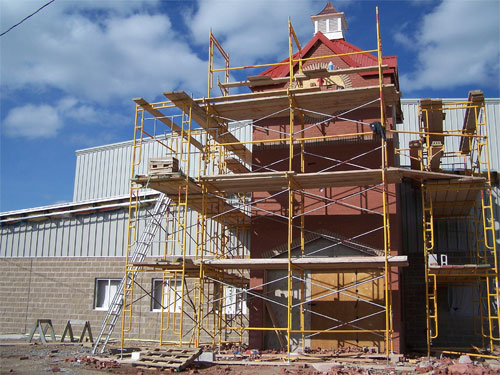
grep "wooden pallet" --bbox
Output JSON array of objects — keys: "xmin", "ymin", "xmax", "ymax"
[{"xmin": 132, "ymin": 347, "xmax": 203, "ymax": 371}]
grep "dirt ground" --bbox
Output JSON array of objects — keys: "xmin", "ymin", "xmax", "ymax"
[{"xmin": 2, "ymin": 338, "xmax": 500, "ymax": 375}]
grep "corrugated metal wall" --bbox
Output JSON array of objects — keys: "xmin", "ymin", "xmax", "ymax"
[
  {"xmin": 74, "ymin": 123, "xmax": 252, "ymax": 202},
  {"xmin": 0, "ymin": 200, "xmax": 229, "ymax": 258},
  {"xmin": 398, "ymin": 99, "xmax": 500, "ymax": 172},
  {"xmin": 1, "ymin": 203, "xmax": 152, "ymax": 257}
]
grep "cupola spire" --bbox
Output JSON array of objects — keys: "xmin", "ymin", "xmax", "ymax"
[{"xmin": 311, "ymin": 2, "xmax": 348, "ymax": 40}]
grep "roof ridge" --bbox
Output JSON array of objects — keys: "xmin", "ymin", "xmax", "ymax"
[{"xmin": 315, "ymin": 2, "xmax": 340, "ymax": 16}]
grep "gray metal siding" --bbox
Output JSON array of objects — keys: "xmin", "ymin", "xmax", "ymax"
[
  {"xmin": 0, "ymin": 197, "xmax": 245, "ymax": 259},
  {"xmin": 73, "ymin": 123, "xmax": 252, "ymax": 202},
  {"xmin": 399, "ymin": 99, "xmax": 500, "ymax": 172},
  {"xmin": 0, "ymin": 205, "xmax": 148, "ymax": 258}
]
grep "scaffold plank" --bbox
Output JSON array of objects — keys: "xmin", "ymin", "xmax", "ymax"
[
  {"xmin": 132, "ymin": 175, "xmax": 250, "ymax": 226},
  {"xmin": 208, "ymin": 85, "xmax": 400, "ymax": 121},
  {"xmin": 205, "ymin": 86, "xmax": 320, "ymax": 103},
  {"xmin": 200, "ymin": 168, "xmax": 484, "ymax": 194},
  {"xmin": 164, "ymin": 91, "xmax": 252, "ymax": 164},
  {"xmin": 130, "ymin": 261, "xmax": 249, "ymax": 286},
  {"xmin": 133, "ymin": 98, "xmax": 204, "ymax": 150},
  {"xmin": 202, "ymin": 255, "xmax": 408, "ymax": 270},
  {"xmin": 429, "ymin": 264, "xmax": 496, "ymax": 282}
]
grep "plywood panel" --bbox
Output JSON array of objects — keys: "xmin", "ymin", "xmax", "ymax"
[{"xmin": 310, "ymin": 271, "xmax": 385, "ymax": 351}]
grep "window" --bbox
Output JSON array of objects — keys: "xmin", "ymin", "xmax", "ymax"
[
  {"xmin": 152, "ymin": 278, "xmax": 183, "ymax": 313},
  {"xmin": 223, "ymin": 287, "xmax": 247, "ymax": 315},
  {"xmin": 94, "ymin": 279, "xmax": 120, "ymax": 311}
]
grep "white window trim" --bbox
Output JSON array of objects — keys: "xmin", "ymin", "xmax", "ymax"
[
  {"xmin": 151, "ymin": 278, "xmax": 183, "ymax": 313},
  {"xmin": 222, "ymin": 286, "xmax": 247, "ymax": 316},
  {"xmin": 94, "ymin": 278, "xmax": 121, "ymax": 311}
]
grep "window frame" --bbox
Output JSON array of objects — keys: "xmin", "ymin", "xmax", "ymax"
[
  {"xmin": 94, "ymin": 278, "xmax": 121, "ymax": 311},
  {"xmin": 151, "ymin": 278, "xmax": 183, "ymax": 313},
  {"xmin": 222, "ymin": 286, "xmax": 247, "ymax": 316}
]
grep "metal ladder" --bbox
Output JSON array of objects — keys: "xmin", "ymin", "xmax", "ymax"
[{"xmin": 92, "ymin": 193, "xmax": 171, "ymax": 354}]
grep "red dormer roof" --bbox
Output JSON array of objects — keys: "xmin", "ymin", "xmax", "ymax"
[{"xmin": 260, "ymin": 31, "xmax": 397, "ymax": 79}]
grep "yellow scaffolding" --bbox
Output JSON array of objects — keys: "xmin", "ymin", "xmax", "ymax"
[
  {"xmin": 398, "ymin": 92, "xmax": 499, "ymax": 356},
  {"xmin": 116, "ymin": 7, "xmax": 415, "ymax": 358}
]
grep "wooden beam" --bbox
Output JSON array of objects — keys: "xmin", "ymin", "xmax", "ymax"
[
  {"xmin": 164, "ymin": 91, "xmax": 252, "ymax": 164},
  {"xmin": 265, "ymin": 301, "xmax": 286, "ymax": 350},
  {"xmin": 219, "ymin": 66, "xmax": 389, "ymax": 88},
  {"xmin": 225, "ymin": 157, "xmax": 251, "ymax": 174},
  {"xmin": 220, "ymin": 76, "xmax": 291, "ymax": 89},
  {"xmin": 302, "ymin": 65, "xmax": 389, "ymax": 79},
  {"xmin": 202, "ymin": 255, "xmax": 409, "ymax": 270},
  {"xmin": 459, "ymin": 90, "xmax": 485, "ymax": 154},
  {"xmin": 133, "ymin": 98, "xmax": 204, "ymax": 151},
  {"xmin": 205, "ymin": 86, "xmax": 320, "ymax": 104},
  {"xmin": 420, "ymin": 98, "xmax": 445, "ymax": 171}
]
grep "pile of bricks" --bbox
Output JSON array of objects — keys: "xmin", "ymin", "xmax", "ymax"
[{"xmin": 66, "ymin": 355, "xmax": 121, "ymax": 370}]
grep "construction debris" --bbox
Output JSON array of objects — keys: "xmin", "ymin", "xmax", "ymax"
[{"xmin": 1, "ymin": 337, "xmax": 500, "ymax": 375}]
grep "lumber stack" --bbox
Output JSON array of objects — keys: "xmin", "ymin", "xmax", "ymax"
[{"xmin": 132, "ymin": 347, "xmax": 203, "ymax": 371}]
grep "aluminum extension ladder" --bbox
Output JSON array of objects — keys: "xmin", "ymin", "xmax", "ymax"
[{"xmin": 92, "ymin": 193, "xmax": 171, "ymax": 354}]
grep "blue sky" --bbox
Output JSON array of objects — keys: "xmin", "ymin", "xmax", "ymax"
[{"xmin": 1, "ymin": 0, "xmax": 499, "ymax": 212}]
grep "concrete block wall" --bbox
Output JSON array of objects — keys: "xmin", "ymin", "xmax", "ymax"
[
  {"xmin": 0, "ymin": 257, "xmax": 125, "ymax": 338},
  {"xmin": 0, "ymin": 257, "xmax": 247, "ymax": 345}
]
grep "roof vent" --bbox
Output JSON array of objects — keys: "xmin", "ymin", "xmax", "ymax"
[{"xmin": 310, "ymin": 2, "xmax": 348, "ymax": 40}]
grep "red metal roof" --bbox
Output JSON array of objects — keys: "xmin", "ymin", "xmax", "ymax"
[
  {"xmin": 315, "ymin": 2, "xmax": 340, "ymax": 16},
  {"xmin": 260, "ymin": 31, "xmax": 397, "ymax": 79}
]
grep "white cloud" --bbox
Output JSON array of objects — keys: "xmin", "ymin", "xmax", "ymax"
[
  {"xmin": 401, "ymin": 0, "xmax": 500, "ymax": 92},
  {"xmin": 185, "ymin": 0, "xmax": 320, "ymax": 66},
  {"xmin": 3, "ymin": 104, "xmax": 62, "ymax": 139},
  {"xmin": 0, "ymin": 1, "xmax": 206, "ymax": 104},
  {"xmin": 0, "ymin": 0, "xmax": 351, "ymax": 140},
  {"xmin": 2, "ymin": 97, "xmax": 130, "ymax": 139}
]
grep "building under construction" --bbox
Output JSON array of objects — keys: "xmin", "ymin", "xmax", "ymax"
[{"xmin": 1, "ymin": 2, "xmax": 499, "ymax": 360}]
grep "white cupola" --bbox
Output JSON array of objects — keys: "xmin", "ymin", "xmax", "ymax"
[{"xmin": 311, "ymin": 2, "xmax": 348, "ymax": 40}]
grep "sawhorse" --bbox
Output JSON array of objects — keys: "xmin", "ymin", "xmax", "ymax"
[
  {"xmin": 61, "ymin": 320, "xmax": 93, "ymax": 343},
  {"xmin": 27, "ymin": 319, "xmax": 56, "ymax": 343}
]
